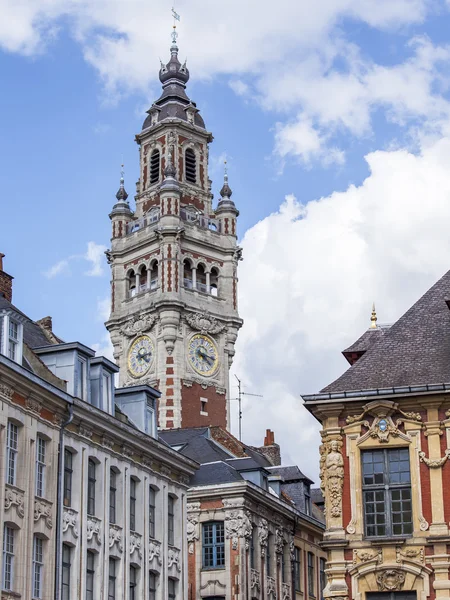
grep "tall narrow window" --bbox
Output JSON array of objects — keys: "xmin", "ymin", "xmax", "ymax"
[
  {"xmin": 266, "ymin": 534, "xmax": 272, "ymax": 576},
  {"xmin": 62, "ymin": 544, "xmax": 71, "ymax": 600},
  {"xmin": 168, "ymin": 495, "xmax": 175, "ymax": 546},
  {"xmin": 362, "ymin": 447, "xmax": 412, "ymax": 537},
  {"xmin": 130, "ymin": 478, "xmax": 137, "ymax": 531},
  {"xmin": 294, "ymin": 547, "xmax": 301, "ymax": 592},
  {"xmin": 8, "ymin": 319, "xmax": 19, "ymax": 361},
  {"xmin": 320, "ymin": 558, "xmax": 327, "ymax": 600},
  {"xmin": 6, "ymin": 422, "xmax": 18, "ymax": 486},
  {"xmin": 33, "ymin": 535, "xmax": 44, "ymax": 599},
  {"xmin": 149, "ymin": 487, "xmax": 156, "ymax": 538},
  {"xmin": 109, "ymin": 469, "xmax": 117, "ymax": 524},
  {"xmin": 149, "ymin": 572, "xmax": 157, "ymax": 600},
  {"xmin": 87, "ymin": 459, "xmax": 96, "ymax": 516},
  {"xmin": 35, "ymin": 436, "xmax": 46, "ymax": 497},
  {"xmin": 202, "ymin": 522, "xmax": 225, "ymax": 568},
  {"xmin": 86, "ymin": 551, "xmax": 95, "ymax": 600},
  {"xmin": 168, "ymin": 578, "xmax": 176, "ymax": 600},
  {"xmin": 129, "ymin": 566, "xmax": 137, "ymax": 600},
  {"xmin": 308, "ymin": 552, "xmax": 315, "ymax": 597},
  {"xmin": 63, "ymin": 449, "xmax": 73, "ymax": 507},
  {"xmin": 108, "ymin": 559, "xmax": 116, "ymax": 600},
  {"xmin": 185, "ymin": 148, "xmax": 196, "ymax": 184},
  {"xmin": 2, "ymin": 525, "xmax": 14, "ymax": 591},
  {"xmin": 150, "ymin": 149, "xmax": 160, "ymax": 184}
]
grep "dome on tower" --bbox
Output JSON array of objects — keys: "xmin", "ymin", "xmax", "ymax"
[{"xmin": 159, "ymin": 46, "xmax": 190, "ymax": 85}]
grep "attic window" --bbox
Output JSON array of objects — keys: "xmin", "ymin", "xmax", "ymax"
[
  {"xmin": 185, "ymin": 148, "xmax": 196, "ymax": 184},
  {"xmin": 150, "ymin": 149, "xmax": 160, "ymax": 184},
  {"xmin": 0, "ymin": 314, "xmax": 23, "ymax": 365}
]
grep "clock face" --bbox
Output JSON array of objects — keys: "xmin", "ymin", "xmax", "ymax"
[
  {"xmin": 128, "ymin": 335, "xmax": 154, "ymax": 378},
  {"xmin": 188, "ymin": 334, "xmax": 219, "ymax": 377}
]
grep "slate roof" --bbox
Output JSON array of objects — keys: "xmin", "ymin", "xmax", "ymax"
[
  {"xmin": 159, "ymin": 428, "xmax": 234, "ymax": 464},
  {"xmin": 0, "ymin": 296, "xmax": 54, "ymax": 349},
  {"xmin": 267, "ymin": 465, "xmax": 312, "ymax": 484},
  {"xmin": 342, "ymin": 326, "xmax": 387, "ymax": 355},
  {"xmin": 322, "ymin": 269, "xmax": 450, "ymax": 393},
  {"xmin": 311, "ymin": 488, "xmax": 324, "ymax": 506},
  {"xmin": 190, "ymin": 462, "xmax": 243, "ymax": 487}
]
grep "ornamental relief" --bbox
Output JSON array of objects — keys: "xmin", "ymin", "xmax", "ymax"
[
  {"xmin": 353, "ymin": 548, "xmax": 382, "ymax": 565},
  {"xmin": 319, "ymin": 436, "xmax": 344, "ymax": 518},
  {"xmin": 225, "ymin": 509, "xmax": 252, "ymax": 550},
  {"xmin": 109, "ymin": 524, "xmax": 123, "ymax": 553},
  {"xmin": 62, "ymin": 507, "xmax": 79, "ymax": 538},
  {"xmin": 187, "ymin": 513, "xmax": 199, "ymax": 554},
  {"xmin": 185, "ymin": 311, "xmax": 226, "ymax": 335},
  {"xmin": 87, "ymin": 517, "xmax": 101, "ymax": 545},
  {"xmin": 130, "ymin": 532, "xmax": 142, "ymax": 560},
  {"xmin": 259, "ymin": 518, "xmax": 269, "ymax": 556},
  {"xmin": 396, "ymin": 546, "xmax": 424, "ymax": 564},
  {"xmin": 418, "ymin": 449, "xmax": 450, "ymax": 468},
  {"xmin": 120, "ymin": 313, "xmax": 157, "ymax": 337},
  {"xmin": 376, "ymin": 569, "xmax": 406, "ymax": 592},
  {"xmin": 4, "ymin": 485, "xmax": 24, "ymax": 518},
  {"xmin": 0, "ymin": 383, "xmax": 13, "ymax": 400},
  {"xmin": 168, "ymin": 547, "xmax": 181, "ymax": 572},
  {"xmin": 182, "ymin": 378, "xmax": 226, "ymax": 395},
  {"xmin": 34, "ymin": 498, "xmax": 53, "ymax": 529},
  {"xmin": 149, "ymin": 539, "xmax": 162, "ymax": 565}
]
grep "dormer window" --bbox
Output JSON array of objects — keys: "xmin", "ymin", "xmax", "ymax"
[{"xmin": 0, "ymin": 313, "xmax": 23, "ymax": 365}]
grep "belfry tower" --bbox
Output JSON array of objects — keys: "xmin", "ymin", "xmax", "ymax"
[{"xmin": 106, "ymin": 31, "xmax": 243, "ymax": 430}]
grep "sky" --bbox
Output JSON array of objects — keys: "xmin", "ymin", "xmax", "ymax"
[{"xmin": 3, "ymin": 0, "xmax": 450, "ymax": 482}]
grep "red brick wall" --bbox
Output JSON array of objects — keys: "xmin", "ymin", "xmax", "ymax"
[
  {"xmin": 0, "ymin": 270, "xmax": 13, "ymax": 302},
  {"xmin": 420, "ymin": 431, "xmax": 432, "ymax": 526},
  {"xmin": 181, "ymin": 382, "xmax": 227, "ymax": 428},
  {"xmin": 341, "ymin": 436, "xmax": 352, "ymax": 530}
]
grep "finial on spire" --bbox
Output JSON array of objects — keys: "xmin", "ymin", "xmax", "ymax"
[
  {"xmin": 171, "ymin": 7, "xmax": 180, "ymax": 50},
  {"xmin": 370, "ymin": 302, "xmax": 377, "ymax": 329},
  {"xmin": 116, "ymin": 163, "xmax": 129, "ymax": 202},
  {"xmin": 220, "ymin": 159, "xmax": 233, "ymax": 199}
]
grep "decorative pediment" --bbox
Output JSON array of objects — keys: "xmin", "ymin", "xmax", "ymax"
[{"xmin": 346, "ymin": 400, "xmax": 419, "ymax": 444}]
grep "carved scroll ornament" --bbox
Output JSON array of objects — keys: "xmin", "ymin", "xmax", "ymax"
[
  {"xmin": 418, "ymin": 449, "xmax": 450, "ymax": 468},
  {"xmin": 185, "ymin": 311, "xmax": 225, "ymax": 335},
  {"xmin": 376, "ymin": 569, "xmax": 406, "ymax": 592}
]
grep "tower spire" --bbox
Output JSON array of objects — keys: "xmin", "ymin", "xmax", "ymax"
[
  {"xmin": 220, "ymin": 160, "xmax": 233, "ymax": 199},
  {"xmin": 116, "ymin": 163, "xmax": 129, "ymax": 202}
]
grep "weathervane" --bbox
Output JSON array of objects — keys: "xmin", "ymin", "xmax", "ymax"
[{"xmin": 171, "ymin": 7, "xmax": 180, "ymax": 45}]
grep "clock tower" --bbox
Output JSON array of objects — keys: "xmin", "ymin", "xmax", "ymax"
[{"xmin": 105, "ymin": 33, "xmax": 243, "ymax": 430}]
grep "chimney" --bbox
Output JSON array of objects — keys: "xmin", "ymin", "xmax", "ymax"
[
  {"xmin": 37, "ymin": 316, "xmax": 53, "ymax": 332},
  {"xmin": 257, "ymin": 429, "xmax": 281, "ymax": 466},
  {"xmin": 0, "ymin": 253, "xmax": 13, "ymax": 303}
]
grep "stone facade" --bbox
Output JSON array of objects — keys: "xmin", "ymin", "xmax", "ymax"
[{"xmin": 105, "ymin": 39, "xmax": 243, "ymax": 431}]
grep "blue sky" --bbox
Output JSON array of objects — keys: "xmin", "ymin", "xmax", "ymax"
[{"xmin": 3, "ymin": 0, "xmax": 450, "ymax": 479}]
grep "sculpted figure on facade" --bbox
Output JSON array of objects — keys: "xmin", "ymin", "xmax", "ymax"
[
  {"xmin": 187, "ymin": 513, "xmax": 199, "ymax": 554},
  {"xmin": 258, "ymin": 518, "xmax": 269, "ymax": 556},
  {"xmin": 225, "ymin": 509, "xmax": 252, "ymax": 550},
  {"xmin": 321, "ymin": 438, "xmax": 344, "ymax": 518}
]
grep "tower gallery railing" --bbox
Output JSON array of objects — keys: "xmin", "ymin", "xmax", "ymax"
[{"xmin": 125, "ymin": 209, "xmax": 222, "ymax": 235}]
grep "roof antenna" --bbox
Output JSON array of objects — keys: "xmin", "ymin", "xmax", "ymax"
[
  {"xmin": 370, "ymin": 302, "xmax": 377, "ymax": 329},
  {"xmin": 231, "ymin": 375, "xmax": 263, "ymax": 441}
]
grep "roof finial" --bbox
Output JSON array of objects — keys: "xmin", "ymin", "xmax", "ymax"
[
  {"xmin": 171, "ymin": 7, "xmax": 180, "ymax": 52},
  {"xmin": 370, "ymin": 302, "xmax": 377, "ymax": 329},
  {"xmin": 220, "ymin": 159, "xmax": 233, "ymax": 199},
  {"xmin": 116, "ymin": 162, "xmax": 129, "ymax": 202}
]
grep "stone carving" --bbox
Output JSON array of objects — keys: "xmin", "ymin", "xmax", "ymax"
[
  {"xmin": 376, "ymin": 569, "xmax": 406, "ymax": 592},
  {"xmin": 266, "ymin": 575, "xmax": 276, "ymax": 597},
  {"xmin": 259, "ymin": 518, "xmax": 269, "ymax": 556},
  {"xmin": 26, "ymin": 396, "xmax": 42, "ymax": 414},
  {"xmin": 275, "ymin": 528, "xmax": 285, "ymax": 555},
  {"xmin": 0, "ymin": 383, "xmax": 13, "ymax": 400},
  {"xmin": 78, "ymin": 423, "xmax": 93, "ymax": 439},
  {"xmin": 34, "ymin": 498, "xmax": 52, "ymax": 528},
  {"xmin": 4, "ymin": 485, "xmax": 24, "ymax": 518},
  {"xmin": 182, "ymin": 377, "xmax": 226, "ymax": 394},
  {"xmin": 187, "ymin": 513, "xmax": 199, "ymax": 554},
  {"xmin": 353, "ymin": 548, "xmax": 382, "ymax": 564},
  {"xmin": 225, "ymin": 510, "xmax": 252, "ymax": 550},
  {"xmin": 62, "ymin": 507, "xmax": 79, "ymax": 537},
  {"xmin": 109, "ymin": 524, "xmax": 123, "ymax": 553},
  {"xmin": 251, "ymin": 569, "xmax": 261, "ymax": 592},
  {"xmin": 53, "ymin": 413, "xmax": 64, "ymax": 427},
  {"xmin": 396, "ymin": 546, "xmax": 424, "ymax": 564},
  {"xmin": 149, "ymin": 539, "xmax": 162, "ymax": 565},
  {"xmin": 282, "ymin": 583, "xmax": 291, "ymax": 600},
  {"xmin": 418, "ymin": 515, "xmax": 429, "ymax": 531},
  {"xmin": 160, "ymin": 465, "xmax": 172, "ymax": 478},
  {"xmin": 130, "ymin": 531, "xmax": 142, "ymax": 559},
  {"xmin": 179, "ymin": 473, "xmax": 190, "ymax": 486},
  {"xmin": 187, "ymin": 501, "xmax": 201, "ymax": 511},
  {"xmin": 103, "ymin": 435, "xmax": 115, "ymax": 450},
  {"xmin": 120, "ymin": 313, "xmax": 156, "ymax": 337},
  {"xmin": 347, "ymin": 401, "xmax": 421, "ymax": 425},
  {"xmin": 87, "ymin": 516, "xmax": 101, "ymax": 545},
  {"xmin": 122, "ymin": 445, "xmax": 134, "ymax": 459},
  {"xmin": 168, "ymin": 547, "xmax": 181, "ymax": 572},
  {"xmin": 347, "ymin": 400, "xmax": 418, "ymax": 444},
  {"xmin": 320, "ymin": 438, "xmax": 344, "ymax": 518},
  {"xmin": 418, "ymin": 449, "xmax": 450, "ymax": 468},
  {"xmin": 289, "ymin": 537, "xmax": 295, "ymax": 561},
  {"xmin": 185, "ymin": 311, "xmax": 225, "ymax": 335}
]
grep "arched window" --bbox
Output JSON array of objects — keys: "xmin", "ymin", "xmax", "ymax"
[
  {"xmin": 150, "ymin": 260, "xmax": 158, "ymax": 290},
  {"xmin": 185, "ymin": 148, "xmax": 196, "ymax": 184},
  {"xmin": 128, "ymin": 270, "xmax": 136, "ymax": 298},
  {"xmin": 196, "ymin": 264, "xmax": 207, "ymax": 293},
  {"xmin": 183, "ymin": 259, "xmax": 193, "ymax": 289},
  {"xmin": 210, "ymin": 268, "xmax": 219, "ymax": 297},
  {"xmin": 139, "ymin": 266, "xmax": 148, "ymax": 293},
  {"xmin": 150, "ymin": 150, "xmax": 160, "ymax": 184}
]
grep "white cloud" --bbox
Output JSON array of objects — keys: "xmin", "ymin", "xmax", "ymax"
[
  {"xmin": 43, "ymin": 259, "xmax": 69, "ymax": 279},
  {"xmin": 233, "ymin": 135, "xmax": 450, "ymax": 482},
  {"xmin": 91, "ymin": 333, "xmax": 114, "ymax": 362},
  {"xmin": 84, "ymin": 241, "xmax": 107, "ymax": 277},
  {"xmin": 97, "ymin": 295, "xmax": 110, "ymax": 322}
]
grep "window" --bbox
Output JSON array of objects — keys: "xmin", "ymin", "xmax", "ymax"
[
  {"xmin": 2, "ymin": 525, "xmax": 14, "ymax": 591},
  {"xmin": 6, "ymin": 421, "xmax": 18, "ymax": 486},
  {"xmin": 150, "ymin": 149, "xmax": 160, "ymax": 184},
  {"xmin": 149, "ymin": 487, "xmax": 156, "ymax": 539},
  {"xmin": 362, "ymin": 448, "xmax": 412, "ymax": 537},
  {"xmin": 308, "ymin": 552, "xmax": 315, "ymax": 597},
  {"xmin": 129, "ymin": 566, "xmax": 137, "ymax": 600},
  {"xmin": 168, "ymin": 578, "xmax": 176, "ymax": 600},
  {"xmin": 108, "ymin": 558, "xmax": 116, "ymax": 600},
  {"xmin": 185, "ymin": 148, "xmax": 196, "ymax": 183},
  {"xmin": 63, "ymin": 449, "xmax": 73, "ymax": 507},
  {"xmin": 305, "ymin": 486, "xmax": 311, "ymax": 516},
  {"xmin": 86, "ymin": 551, "xmax": 95, "ymax": 600},
  {"xmin": 200, "ymin": 399, "xmax": 208, "ymax": 415},
  {"xmin": 8, "ymin": 319, "xmax": 19, "ymax": 361},
  {"xmin": 266, "ymin": 534, "xmax": 272, "ymax": 576},
  {"xmin": 294, "ymin": 547, "xmax": 301, "ymax": 592},
  {"xmin": 33, "ymin": 536, "xmax": 44, "ymax": 599},
  {"xmin": 35, "ymin": 436, "xmax": 46, "ymax": 497},
  {"xmin": 130, "ymin": 478, "xmax": 137, "ymax": 531},
  {"xmin": 62, "ymin": 544, "xmax": 71, "ymax": 600},
  {"xmin": 102, "ymin": 373, "xmax": 111, "ymax": 411},
  {"xmin": 250, "ymin": 525, "xmax": 257, "ymax": 569},
  {"xmin": 109, "ymin": 469, "xmax": 117, "ymax": 524},
  {"xmin": 168, "ymin": 495, "xmax": 175, "ymax": 546},
  {"xmin": 149, "ymin": 572, "xmax": 157, "ymax": 600},
  {"xmin": 320, "ymin": 558, "xmax": 327, "ymax": 600},
  {"xmin": 203, "ymin": 522, "xmax": 225, "ymax": 568},
  {"xmin": 87, "ymin": 459, "xmax": 96, "ymax": 516}
]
